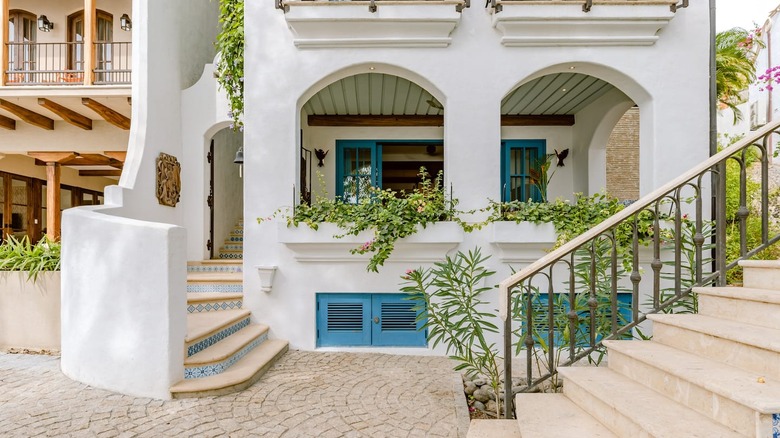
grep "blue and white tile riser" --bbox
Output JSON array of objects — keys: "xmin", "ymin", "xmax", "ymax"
[
  {"xmin": 187, "ymin": 283, "xmax": 243, "ymax": 293},
  {"xmin": 187, "ymin": 264, "xmax": 243, "ymax": 274},
  {"xmin": 187, "ymin": 317, "xmax": 251, "ymax": 357},
  {"xmin": 218, "ymin": 253, "xmax": 243, "ymax": 260},
  {"xmin": 184, "ymin": 332, "xmax": 268, "ymax": 379},
  {"xmin": 773, "ymin": 413, "xmax": 779, "ymax": 438},
  {"xmin": 222, "ymin": 244, "xmax": 243, "ymax": 251},
  {"xmin": 188, "ymin": 300, "xmax": 243, "ymax": 314},
  {"xmin": 226, "ymin": 235, "xmax": 243, "ymax": 243}
]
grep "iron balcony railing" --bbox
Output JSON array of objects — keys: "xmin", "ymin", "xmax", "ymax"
[
  {"xmin": 276, "ymin": 0, "xmax": 470, "ymax": 13},
  {"xmin": 4, "ymin": 41, "xmax": 131, "ymax": 86},
  {"xmin": 499, "ymin": 120, "xmax": 780, "ymax": 419},
  {"xmin": 94, "ymin": 42, "xmax": 132, "ymax": 85}
]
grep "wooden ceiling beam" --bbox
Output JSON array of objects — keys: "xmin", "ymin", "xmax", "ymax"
[
  {"xmin": 500, "ymin": 115, "xmax": 575, "ymax": 126},
  {"xmin": 38, "ymin": 98, "xmax": 93, "ymax": 130},
  {"xmin": 82, "ymin": 98, "xmax": 131, "ymax": 130},
  {"xmin": 0, "ymin": 114, "xmax": 15, "ymax": 130},
  {"xmin": 0, "ymin": 99, "xmax": 54, "ymax": 130},
  {"xmin": 29, "ymin": 152, "xmax": 77, "ymax": 163},
  {"xmin": 307, "ymin": 114, "xmax": 576, "ymax": 127},
  {"xmin": 103, "ymin": 151, "xmax": 127, "ymax": 162},
  {"xmin": 79, "ymin": 169, "xmax": 122, "ymax": 177}
]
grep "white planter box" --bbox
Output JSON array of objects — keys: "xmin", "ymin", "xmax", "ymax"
[
  {"xmin": 491, "ymin": 1, "xmax": 676, "ymax": 47},
  {"xmin": 0, "ymin": 271, "xmax": 61, "ymax": 351},
  {"xmin": 283, "ymin": 1, "xmax": 464, "ymax": 48},
  {"xmin": 490, "ymin": 221, "xmax": 556, "ymax": 263},
  {"xmin": 278, "ymin": 221, "xmax": 464, "ymax": 263}
]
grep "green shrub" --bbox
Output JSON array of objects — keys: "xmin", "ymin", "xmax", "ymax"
[{"xmin": 0, "ymin": 236, "xmax": 61, "ymax": 282}]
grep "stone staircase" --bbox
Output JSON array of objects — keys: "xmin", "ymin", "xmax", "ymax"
[
  {"xmin": 471, "ymin": 260, "xmax": 780, "ymax": 437},
  {"xmin": 217, "ymin": 219, "xmax": 244, "ymax": 260},
  {"xmin": 169, "ymin": 259, "xmax": 288, "ymax": 398}
]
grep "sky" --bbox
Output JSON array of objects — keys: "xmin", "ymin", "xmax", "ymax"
[{"xmin": 717, "ymin": 0, "xmax": 779, "ymax": 31}]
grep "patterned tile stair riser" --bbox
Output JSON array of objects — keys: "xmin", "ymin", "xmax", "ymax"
[
  {"xmin": 188, "ymin": 300, "xmax": 243, "ymax": 314},
  {"xmin": 187, "ymin": 283, "xmax": 243, "ymax": 293},
  {"xmin": 187, "ymin": 317, "xmax": 251, "ymax": 357},
  {"xmin": 218, "ymin": 252, "xmax": 243, "ymax": 260},
  {"xmin": 774, "ymin": 413, "xmax": 779, "ymax": 438},
  {"xmin": 187, "ymin": 265, "xmax": 243, "ymax": 274},
  {"xmin": 184, "ymin": 332, "xmax": 268, "ymax": 379}
]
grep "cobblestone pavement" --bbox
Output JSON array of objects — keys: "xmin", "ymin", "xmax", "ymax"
[{"xmin": 0, "ymin": 351, "xmax": 469, "ymax": 438}]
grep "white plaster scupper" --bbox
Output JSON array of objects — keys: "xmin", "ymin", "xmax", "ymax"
[
  {"xmin": 283, "ymin": 2, "xmax": 463, "ymax": 48},
  {"xmin": 491, "ymin": 3, "xmax": 676, "ymax": 47},
  {"xmin": 277, "ymin": 222, "xmax": 464, "ymax": 262}
]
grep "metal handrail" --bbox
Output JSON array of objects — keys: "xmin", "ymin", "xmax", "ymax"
[{"xmin": 500, "ymin": 119, "xmax": 780, "ymax": 418}]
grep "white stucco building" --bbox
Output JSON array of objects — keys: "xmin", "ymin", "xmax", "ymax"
[{"xmin": 45, "ymin": 0, "xmax": 712, "ymax": 399}]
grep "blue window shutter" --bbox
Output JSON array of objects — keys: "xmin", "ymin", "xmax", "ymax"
[
  {"xmin": 316, "ymin": 294, "xmax": 371, "ymax": 347},
  {"xmin": 371, "ymin": 294, "xmax": 427, "ymax": 347},
  {"xmin": 501, "ymin": 140, "xmax": 547, "ymax": 202}
]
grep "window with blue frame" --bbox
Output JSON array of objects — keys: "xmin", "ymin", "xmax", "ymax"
[
  {"xmin": 316, "ymin": 293, "xmax": 428, "ymax": 347},
  {"xmin": 336, "ymin": 140, "xmax": 444, "ymax": 203},
  {"xmin": 501, "ymin": 140, "xmax": 546, "ymax": 202},
  {"xmin": 520, "ymin": 292, "xmax": 633, "ymax": 348}
]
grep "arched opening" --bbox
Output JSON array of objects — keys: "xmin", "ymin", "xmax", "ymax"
[
  {"xmin": 300, "ymin": 72, "xmax": 445, "ymax": 204},
  {"xmin": 501, "ymin": 70, "xmax": 639, "ymax": 202},
  {"xmin": 206, "ymin": 127, "xmax": 243, "ymax": 259}
]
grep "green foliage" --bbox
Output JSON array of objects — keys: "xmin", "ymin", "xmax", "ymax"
[
  {"xmin": 716, "ymin": 27, "xmax": 760, "ymax": 122},
  {"xmin": 401, "ymin": 248, "xmax": 502, "ymax": 416},
  {"xmin": 215, "ymin": 0, "xmax": 244, "ymax": 130},
  {"xmin": 0, "ymin": 236, "xmax": 61, "ymax": 282},
  {"xmin": 266, "ymin": 169, "xmax": 454, "ymax": 272}
]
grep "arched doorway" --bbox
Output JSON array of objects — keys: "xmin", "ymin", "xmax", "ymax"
[{"xmin": 207, "ymin": 127, "xmax": 243, "ymax": 259}]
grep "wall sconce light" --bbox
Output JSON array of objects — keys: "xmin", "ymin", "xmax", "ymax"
[
  {"xmin": 314, "ymin": 148, "xmax": 328, "ymax": 167},
  {"xmin": 234, "ymin": 146, "xmax": 244, "ymax": 178},
  {"xmin": 37, "ymin": 15, "xmax": 54, "ymax": 32},
  {"xmin": 120, "ymin": 14, "xmax": 132, "ymax": 31}
]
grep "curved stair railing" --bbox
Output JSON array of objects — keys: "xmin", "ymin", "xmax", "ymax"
[{"xmin": 500, "ymin": 120, "xmax": 780, "ymax": 419}]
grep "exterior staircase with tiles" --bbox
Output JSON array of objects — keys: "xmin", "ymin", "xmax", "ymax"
[
  {"xmin": 218, "ymin": 219, "xmax": 244, "ymax": 260},
  {"xmin": 469, "ymin": 260, "xmax": 780, "ymax": 438},
  {"xmin": 169, "ymin": 259, "xmax": 288, "ymax": 398}
]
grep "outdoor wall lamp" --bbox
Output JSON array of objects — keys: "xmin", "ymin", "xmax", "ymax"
[
  {"xmin": 120, "ymin": 14, "xmax": 132, "ymax": 31},
  {"xmin": 37, "ymin": 15, "xmax": 54, "ymax": 32},
  {"xmin": 234, "ymin": 146, "xmax": 244, "ymax": 178}
]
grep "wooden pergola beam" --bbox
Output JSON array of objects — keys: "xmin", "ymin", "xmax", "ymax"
[
  {"xmin": 0, "ymin": 99, "xmax": 55, "ymax": 130},
  {"xmin": 29, "ymin": 152, "xmax": 77, "ymax": 163},
  {"xmin": 307, "ymin": 114, "xmax": 576, "ymax": 127},
  {"xmin": 82, "ymin": 98, "xmax": 131, "ymax": 130},
  {"xmin": 500, "ymin": 115, "xmax": 575, "ymax": 126},
  {"xmin": 0, "ymin": 114, "xmax": 15, "ymax": 130},
  {"xmin": 103, "ymin": 151, "xmax": 127, "ymax": 162},
  {"xmin": 38, "ymin": 99, "xmax": 93, "ymax": 130},
  {"xmin": 79, "ymin": 169, "xmax": 122, "ymax": 177}
]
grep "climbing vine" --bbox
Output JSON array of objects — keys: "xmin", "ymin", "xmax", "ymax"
[{"xmin": 215, "ymin": 0, "xmax": 244, "ymax": 130}]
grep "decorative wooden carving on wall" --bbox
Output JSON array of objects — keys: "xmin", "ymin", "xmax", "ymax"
[{"xmin": 156, "ymin": 153, "xmax": 181, "ymax": 207}]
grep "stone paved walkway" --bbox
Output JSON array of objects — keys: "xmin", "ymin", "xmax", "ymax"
[{"xmin": 0, "ymin": 351, "xmax": 468, "ymax": 438}]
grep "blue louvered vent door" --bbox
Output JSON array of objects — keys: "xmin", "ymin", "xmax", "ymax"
[
  {"xmin": 371, "ymin": 294, "xmax": 427, "ymax": 347},
  {"xmin": 316, "ymin": 294, "xmax": 371, "ymax": 347}
]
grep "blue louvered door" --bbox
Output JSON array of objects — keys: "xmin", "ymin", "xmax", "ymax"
[
  {"xmin": 316, "ymin": 293, "xmax": 426, "ymax": 347},
  {"xmin": 316, "ymin": 294, "xmax": 371, "ymax": 347},
  {"xmin": 371, "ymin": 294, "xmax": 427, "ymax": 347}
]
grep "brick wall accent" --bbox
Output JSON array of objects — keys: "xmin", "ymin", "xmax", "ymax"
[{"xmin": 606, "ymin": 107, "xmax": 640, "ymax": 201}]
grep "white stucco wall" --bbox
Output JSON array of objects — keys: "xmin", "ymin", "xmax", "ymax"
[
  {"xmin": 61, "ymin": 0, "xmax": 218, "ymax": 399},
  {"xmin": 243, "ymin": 2, "xmax": 710, "ymax": 352}
]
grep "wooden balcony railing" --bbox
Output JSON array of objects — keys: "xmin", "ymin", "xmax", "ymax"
[{"xmin": 4, "ymin": 41, "xmax": 131, "ymax": 86}]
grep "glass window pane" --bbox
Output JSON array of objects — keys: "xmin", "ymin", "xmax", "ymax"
[
  {"xmin": 11, "ymin": 179, "xmax": 28, "ymax": 238},
  {"xmin": 61, "ymin": 188, "xmax": 72, "ymax": 210}
]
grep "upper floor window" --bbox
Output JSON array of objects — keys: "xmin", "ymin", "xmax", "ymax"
[
  {"xmin": 7, "ymin": 10, "xmax": 36, "ymax": 74},
  {"xmin": 68, "ymin": 10, "xmax": 113, "ymax": 71},
  {"xmin": 501, "ymin": 140, "xmax": 546, "ymax": 202}
]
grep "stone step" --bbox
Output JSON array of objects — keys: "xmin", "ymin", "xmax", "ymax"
[
  {"xmin": 695, "ymin": 286, "xmax": 780, "ymax": 330},
  {"xmin": 515, "ymin": 393, "xmax": 616, "ymax": 438},
  {"xmin": 648, "ymin": 313, "xmax": 780, "ymax": 380},
  {"xmin": 187, "ymin": 260, "xmax": 243, "ymax": 274},
  {"xmin": 185, "ymin": 309, "xmax": 251, "ymax": 357},
  {"xmin": 170, "ymin": 339, "xmax": 288, "ymax": 398},
  {"xmin": 186, "ymin": 292, "xmax": 243, "ymax": 314},
  {"xmin": 185, "ymin": 324, "xmax": 269, "ymax": 379},
  {"xmin": 467, "ymin": 420, "xmax": 522, "ymax": 438},
  {"xmin": 217, "ymin": 250, "xmax": 243, "ymax": 260},
  {"xmin": 558, "ymin": 367, "xmax": 744, "ymax": 438},
  {"xmin": 605, "ymin": 340, "xmax": 780, "ymax": 437},
  {"xmin": 740, "ymin": 260, "xmax": 780, "ymax": 290},
  {"xmin": 187, "ymin": 272, "xmax": 243, "ymax": 282}
]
